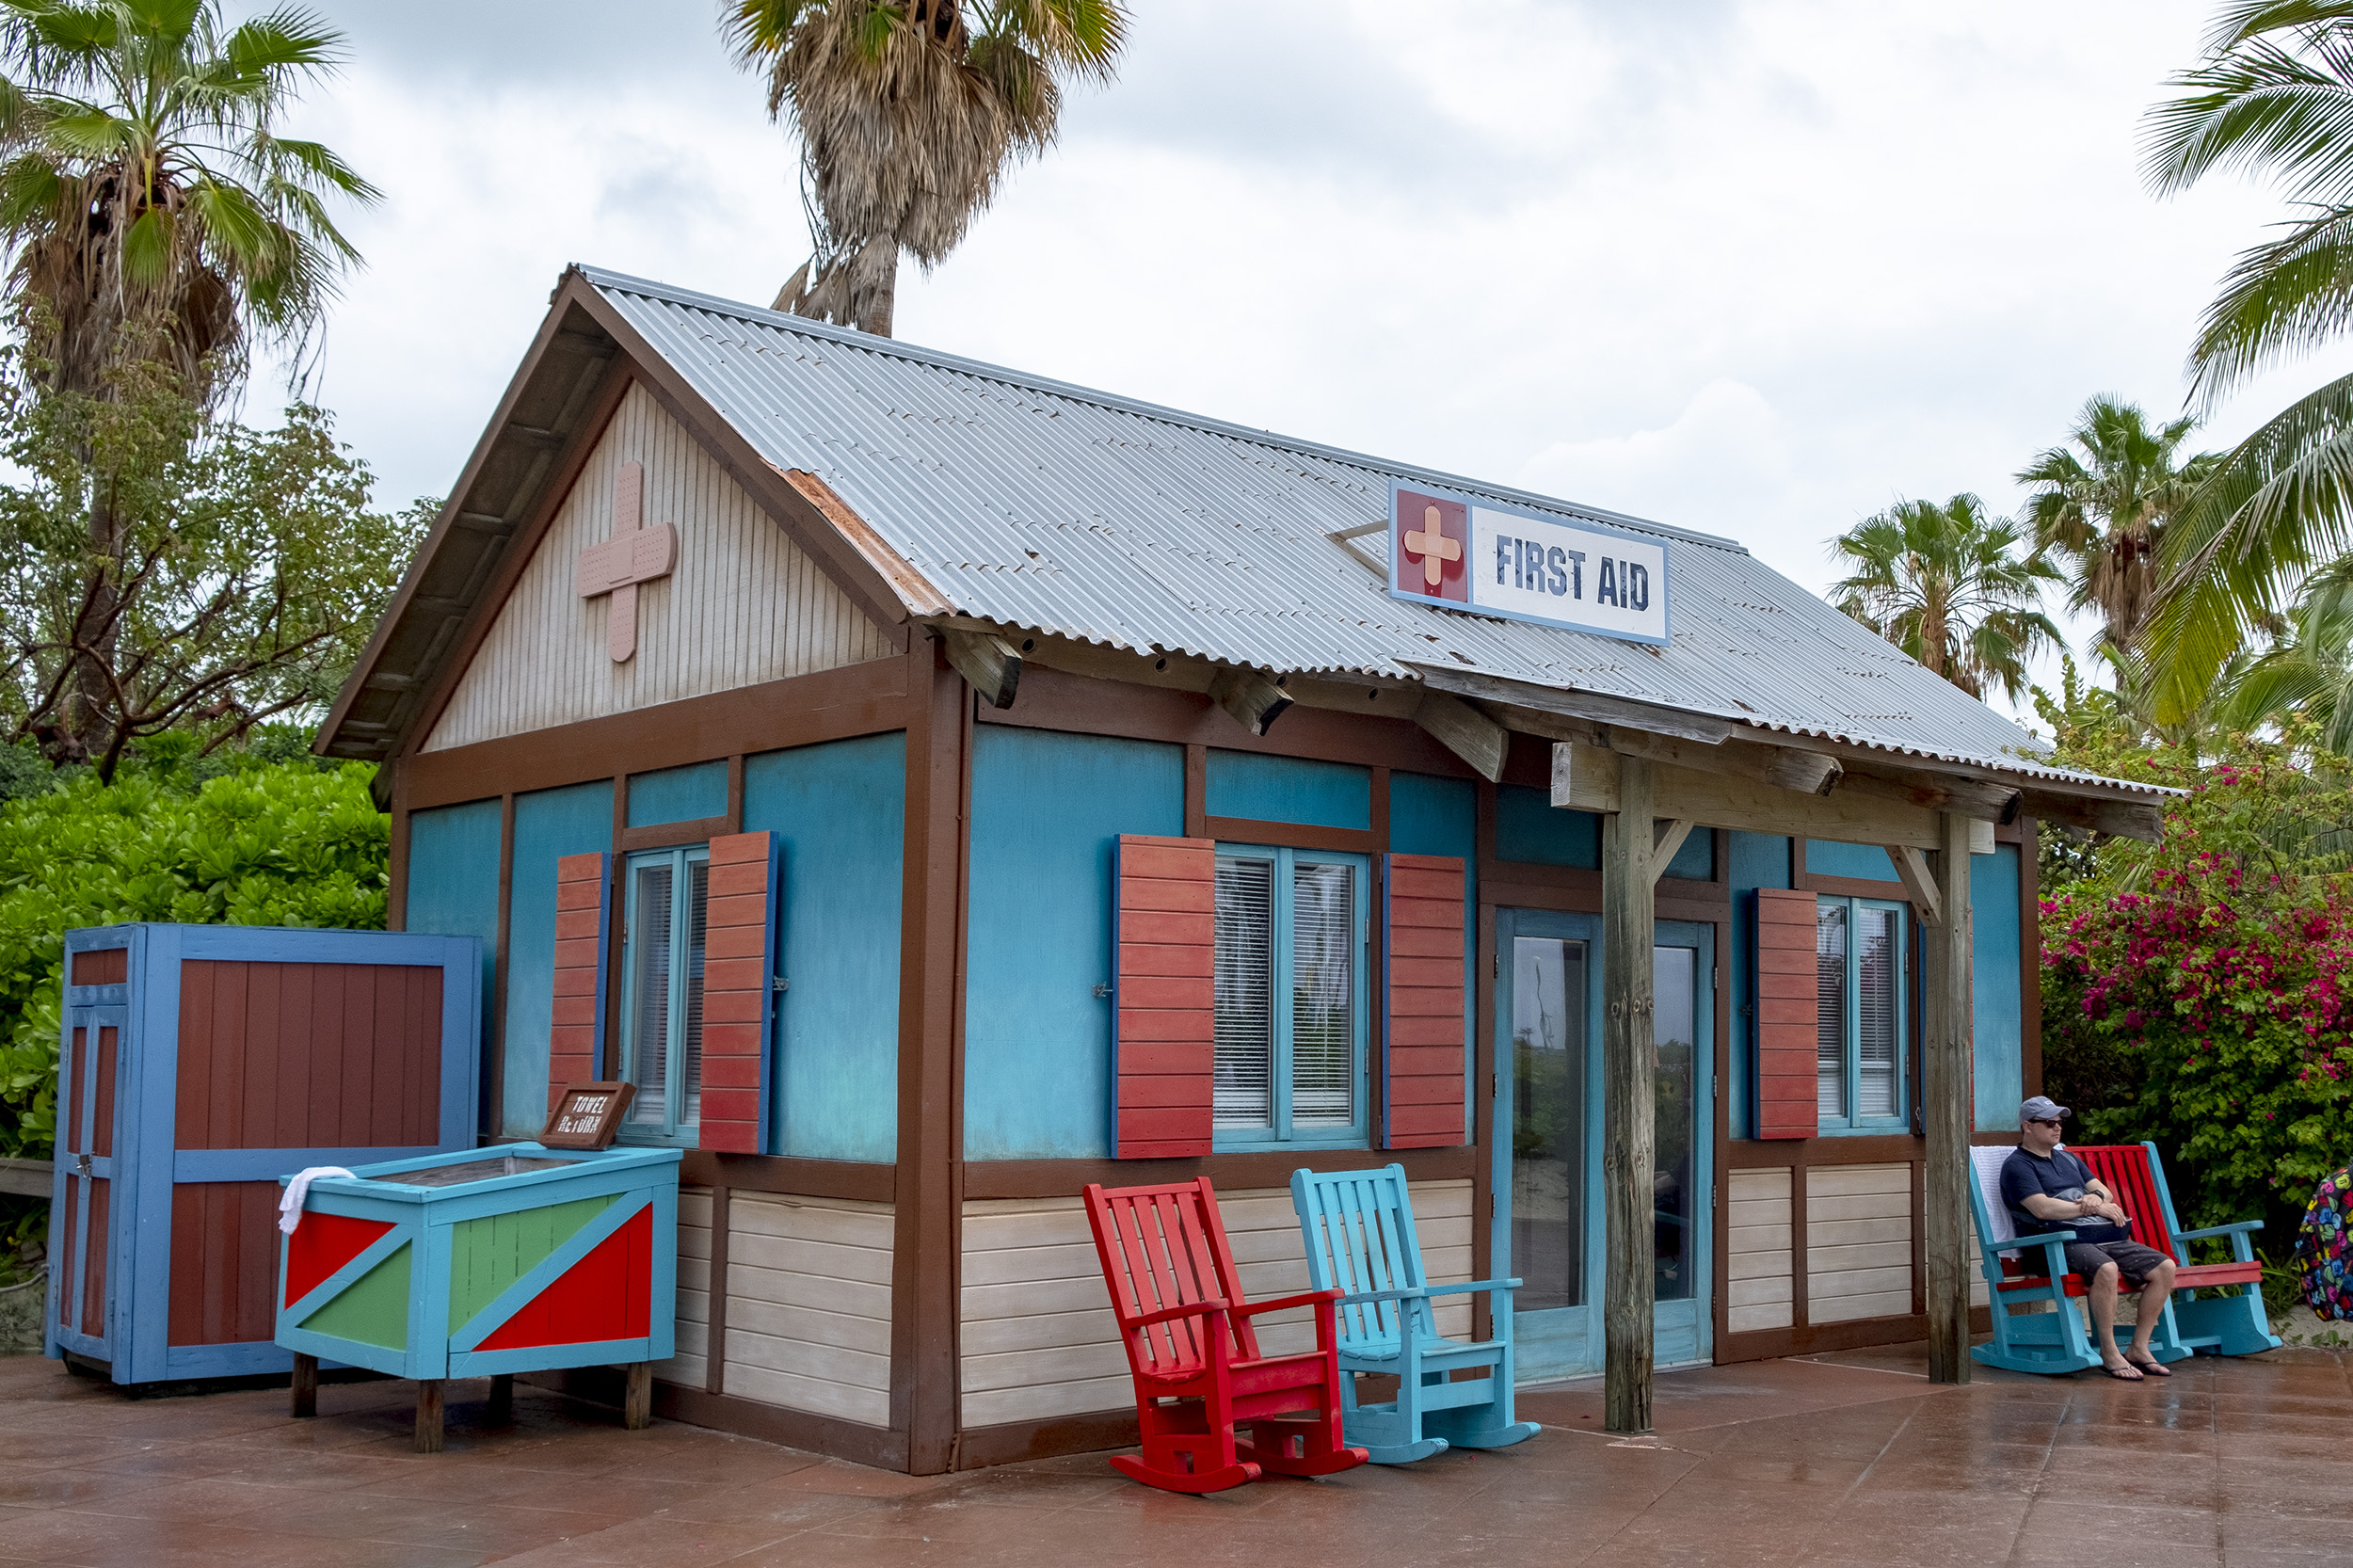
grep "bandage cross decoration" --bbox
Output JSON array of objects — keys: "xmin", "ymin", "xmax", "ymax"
[
  {"xmin": 1403, "ymin": 503, "xmax": 1461, "ymax": 590},
  {"xmin": 575, "ymin": 459, "xmax": 678, "ymax": 663}
]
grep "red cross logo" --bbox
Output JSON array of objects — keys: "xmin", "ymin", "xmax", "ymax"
[
  {"xmin": 576, "ymin": 459, "xmax": 678, "ymax": 663},
  {"xmin": 1397, "ymin": 490, "xmax": 1466, "ymax": 600}
]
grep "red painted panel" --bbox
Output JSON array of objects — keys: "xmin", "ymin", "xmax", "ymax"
[
  {"xmin": 1384, "ymin": 855, "xmax": 1467, "ymax": 1150},
  {"xmin": 697, "ymin": 831, "xmax": 775, "ymax": 1154},
  {"xmin": 280, "ymin": 1211, "xmax": 396, "ymax": 1309},
  {"xmin": 474, "ymin": 1206, "xmax": 652, "ymax": 1350},
  {"xmin": 70, "ymin": 948, "xmax": 127, "ymax": 986},
  {"xmin": 79, "ymin": 1179, "xmax": 107, "ymax": 1337},
  {"xmin": 56, "ymin": 1181, "xmax": 76, "ymax": 1326},
  {"xmin": 91, "ymin": 1028, "xmax": 117, "ymax": 1159},
  {"xmin": 176, "ymin": 961, "xmax": 444, "ymax": 1149},
  {"xmin": 62, "ymin": 1028, "xmax": 83, "ymax": 1156},
  {"xmin": 1754, "ymin": 888, "xmax": 1819, "ymax": 1139},
  {"xmin": 1113, "ymin": 836, "xmax": 1215, "ymax": 1159},
  {"xmin": 549, "ymin": 852, "xmax": 610, "ymax": 1108}
]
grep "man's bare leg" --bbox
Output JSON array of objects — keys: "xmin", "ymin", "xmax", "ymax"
[
  {"xmin": 2125, "ymin": 1260, "xmax": 2178, "ymax": 1375},
  {"xmin": 2087, "ymin": 1263, "xmax": 2138, "ymax": 1376}
]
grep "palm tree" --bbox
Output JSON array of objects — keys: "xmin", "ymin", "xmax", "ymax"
[
  {"xmin": 0, "ymin": 0, "xmax": 379, "ymax": 401},
  {"xmin": 2139, "ymin": 1, "xmax": 2353, "ymax": 720},
  {"xmin": 2221, "ymin": 552, "xmax": 2353, "ymax": 750},
  {"xmin": 723, "ymin": 0, "xmax": 1126, "ymax": 337},
  {"xmin": 2016, "ymin": 395, "xmax": 2220, "ymax": 652},
  {"xmin": 1828, "ymin": 494, "xmax": 2065, "ymax": 703}
]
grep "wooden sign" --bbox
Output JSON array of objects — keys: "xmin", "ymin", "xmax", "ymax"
[{"xmin": 540, "ymin": 1082, "xmax": 634, "ymax": 1149}]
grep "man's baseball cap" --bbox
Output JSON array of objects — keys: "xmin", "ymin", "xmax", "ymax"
[{"xmin": 2020, "ymin": 1096, "xmax": 2072, "ymax": 1122}]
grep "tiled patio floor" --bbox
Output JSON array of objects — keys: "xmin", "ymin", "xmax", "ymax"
[{"xmin": 0, "ymin": 1344, "xmax": 2345, "ymax": 1567}]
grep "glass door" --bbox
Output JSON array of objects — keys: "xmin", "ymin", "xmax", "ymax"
[{"xmin": 1495, "ymin": 910, "xmax": 1714, "ymax": 1381}]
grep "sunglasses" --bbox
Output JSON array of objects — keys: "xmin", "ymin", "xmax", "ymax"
[{"xmin": 2025, "ymin": 1117, "xmax": 2062, "ymax": 1128}]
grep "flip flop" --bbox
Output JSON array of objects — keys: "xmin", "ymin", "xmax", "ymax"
[
  {"xmin": 2125, "ymin": 1356, "xmax": 2172, "ymax": 1378},
  {"xmin": 2098, "ymin": 1363, "xmax": 2145, "ymax": 1381}
]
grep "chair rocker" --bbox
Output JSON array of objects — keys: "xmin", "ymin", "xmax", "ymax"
[
  {"xmin": 1289, "ymin": 1163, "xmax": 1539, "ymax": 1464},
  {"xmin": 1082, "ymin": 1177, "xmax": 1369, "ymax": 1495}
]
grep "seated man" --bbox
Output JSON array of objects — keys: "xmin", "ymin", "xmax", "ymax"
[{"xmin": 2000, "ymin": 1096, "xmax": 2177, "ymax": 1380}]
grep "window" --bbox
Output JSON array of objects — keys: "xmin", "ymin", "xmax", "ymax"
[
  {"xmin": 620, "ymin": 845, "xmax": 710, "ymax": 1143},
  {"xmin": 1815, "ymin": 896, "xmax": 1906, "ymax": 1129},
  {"xmin": 1211, "ymin": 845, "xmax": 1368, "ymax": 1147}
]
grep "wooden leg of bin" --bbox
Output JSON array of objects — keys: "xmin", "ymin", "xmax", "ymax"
[
  {"xmin": 487, "ymin": 1373, "xmax": 513, "ymax": 1425},
  {"xmin": 415, "ymin": 1380, "xmax": 445, "ymax": 1454},
  {"xmin": 624, "ymin": 1362, "xmax": 652, "ymax": 1431},
  {"xmin": 289, "ymin": 1353, "xmax": 317, "ymax": 1419}
]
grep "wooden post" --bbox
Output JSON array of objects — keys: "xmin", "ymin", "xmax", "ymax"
[
  {"xmin": 414, "ymin": 1379, "xmax": 445, "ymax": 1454},
  {"xmin": 1602, "ymin": 756, "xmax": 1656, "ymax": 1434},
  {"xmin": 288, "ymin": 1352, "xmax": 317, "ymax": 1418},
  {"xmin": 487, "ymin": 1372, "xmax": 513, "ymax": 1425},
  {"xmin": 1923, "ymin": 808, "xmax": 1975, "ymax": 1384},
  {"xmin": 624, "ymin": 1361, "xmax": 653, "ymax": 1431}
]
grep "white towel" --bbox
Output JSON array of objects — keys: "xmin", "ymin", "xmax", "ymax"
[{"xmin": 278, "ymin": 1167, "xmax": 356, "ymax": 1234}]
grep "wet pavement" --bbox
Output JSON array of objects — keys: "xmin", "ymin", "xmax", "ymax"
[{"xmin": 0, "ymin": 1343, "xmax": 2345, "ymax": 1567}]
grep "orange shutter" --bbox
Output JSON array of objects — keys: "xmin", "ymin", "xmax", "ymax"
[
  {"xmin": 699, "ymin": 831, "xmax": 780, "ymax": 1154},
  {"xmin": 549, "ymin": 852, "xmax": 611, "ymax": 1109},
  {"xmin": 1754, "ymin": 887, "xmax": 1818, "ymax": 1139},
  {"xmin": 1383, "ymin": 854, "xmax": 1467, "ymax": 1149},
  {"xmin": 1112, "ymin": 835, "xmax": 1215, "ymax": 1158}
]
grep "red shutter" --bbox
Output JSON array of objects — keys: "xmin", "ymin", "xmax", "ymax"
[
  {"xmin": 1755, "ymin": 887, "xmax": 1818, "ymax": 1139},
  {"xmin": 549, "ymin": 851, "xmax": 611, "ymax": 1110},
  {"xmin": 1112, "ymin": 834, "xmax": 1214, "ymax": 1158},
  {"xmin": 700, "ymin": 831, "xmax": 780, "ymax": 1154},
  {"xmin": 1383, "ymin": 854, "xmax": 1466, "ymax": 1149}
]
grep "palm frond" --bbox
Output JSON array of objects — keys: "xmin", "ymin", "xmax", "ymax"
[{"xmin": 2188, "ymin": 200, "xmax": 2353, "ymax": 402}]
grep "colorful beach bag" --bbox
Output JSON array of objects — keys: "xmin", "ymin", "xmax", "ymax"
[{"xmin": 2294, "ymin": 1165, "xmax": 2352, "ymax": 1321}]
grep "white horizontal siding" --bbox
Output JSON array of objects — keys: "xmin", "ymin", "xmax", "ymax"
[
  {"xmin": 424, "ymin": 381, "xmax": 895, "ymax": 753},
  {"xmin": 959, "ymin": 1179, "xmax": 1474, "ymax": 1430},
  {"xmin": 723, "ymin": 1192, "xmax": 893, "ymax": 1428},
  {"xmin": 1806, "ymin": 1162, "xmax": 1914, "ymax": 1325},
  {"xmin": 1727, "ymin": 1168, "xmax": 1794, "ymax": 1333},
  {"xmin": 651, "ymin": 1184, "xmax": 712, "ymax": 1387}
]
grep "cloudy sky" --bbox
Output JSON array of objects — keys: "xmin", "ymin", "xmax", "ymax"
[{"xmin": 280, "ymin": 1, "xmax": 2351, "ymax": 709}]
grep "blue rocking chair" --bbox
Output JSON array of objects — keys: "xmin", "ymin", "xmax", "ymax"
[{"xmin": 1289, "ymin": 1163, "xmax": 1539, "ymax": 1463}]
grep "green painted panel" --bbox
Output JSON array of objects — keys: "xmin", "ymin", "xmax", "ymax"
[
  {"xmin": 446, "ymin": 1194, "xmax": 614, "ymax": 1334},
  {"xmin": 305, "ymin": 1243, "xmax": 412, "ymax": 1350}
]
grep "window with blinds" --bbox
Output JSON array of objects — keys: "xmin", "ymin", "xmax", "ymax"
[
  {"xmin": 621, "ymin": 844, "xmax": 712, "ymax": 1144},
  {"xmin": 1814, "ymin": 894, "xmax": 1909, "ymax": 1129},
  {"xmin": 1211, "ymin": 846, "xmax": 1367, "ymax": 1144}
]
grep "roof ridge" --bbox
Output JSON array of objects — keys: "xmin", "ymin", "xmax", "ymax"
[{"xmin": 570, "ymin": 263, "xmax": 1750, "ymax": 555}]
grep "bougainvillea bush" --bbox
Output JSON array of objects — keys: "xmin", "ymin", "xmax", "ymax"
[
  {"xmin": 2041, "ymin": 743, "xmax": 2353, "ymax": 1240},
  {"xmin": 0, "ymin": 759, "xmax": 387, "ymax": 1161}
]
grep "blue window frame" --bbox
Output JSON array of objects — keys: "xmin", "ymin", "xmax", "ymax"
[
  {"xmin": 1211, "ymin": 844, "xmax": 1369, "ymax": 1150},
  {"xmin": 619, "ymin": 845, "xmax": 709, "ymax": 1145},
  {"xmin": 1815, "ymin": 894, "xmax": 1908, "ymax": 1131}
]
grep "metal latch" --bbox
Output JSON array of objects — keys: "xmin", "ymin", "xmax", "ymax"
[
  {"xmin": 75, "ymin": 1153, "xmax": 91, "ymax": 1176},
  {"xmin": 1093, "ymin": 984, "xmax": 1112, "ymax": 999},
  {"xmin": 771, "ymin": 976, "xmax": 791, "ymax": 993}
]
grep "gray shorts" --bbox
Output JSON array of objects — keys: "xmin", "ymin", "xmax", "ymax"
[{"xmin": 2063, "ymin": 1240, "xmax": 2170, "ymax": 1288}]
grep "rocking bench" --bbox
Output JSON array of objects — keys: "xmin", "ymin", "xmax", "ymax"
[{"xmin": 1082, "ymin": 1177, "xmax": 1369, "ymax": 1494}]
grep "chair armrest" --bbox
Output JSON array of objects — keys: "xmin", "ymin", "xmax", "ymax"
[
  {"xmin": 2174, "ymin": 1221, "xmax": 2263, "ymax": 1240},
  {"xmin": 1230, "ymin": 1289, "xmax": 1341, "ymax": 1319},
  {"xmin": 1128, "ymin": 1298, "xmax": 1230, "ymax": 1328},
  {"xmin": 1336, "ymin": 1277, "xmax": 1523, "ymax": 1307}
]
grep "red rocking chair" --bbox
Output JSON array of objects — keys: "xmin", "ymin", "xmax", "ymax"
[{"xmin": 1082, "ymin": 1177, "xmax": 1369, "ymax": 1494}]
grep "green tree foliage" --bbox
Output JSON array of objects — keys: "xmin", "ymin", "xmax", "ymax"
[
  {"xmin": 0, "ymin": 348, "xmax": 428, "ymax": 777},
  {"xmin": 725, "ymin": 0, "xmax": 1126, "ymax": 336},
  {"xmin": 2222, "ymin": 552, "xmax": 2353, "ymax": 749},
  {"xmin": 0, "ymin": 750, "xmax": 386, "ymax": 1161},
  {"xmin": 1828, "ymin": 493, "xmax": 2065, "ymax": 702}
]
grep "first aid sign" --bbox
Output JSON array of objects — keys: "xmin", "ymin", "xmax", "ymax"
[{"xmin": 1387, "ymin": 483, "xmax": 1669, "ymax": 646}]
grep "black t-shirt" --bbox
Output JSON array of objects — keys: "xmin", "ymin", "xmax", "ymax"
[{"xmin": 1999, "ymin": 1146, "xmax": 2131, "ymax": 1244}]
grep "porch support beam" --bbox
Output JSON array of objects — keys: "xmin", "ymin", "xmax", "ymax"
[
  {"xmin": 1555, "ymin": 741, "xmax": 1993, "ymax": 854},
  {"xmin": 1923, "ymin": 808, "xmax": 1975, "ymax": 1384},
  {"xmin": 1601, "ymin": 755, "xmax": 1657, "ymax": 1433},
  {"xmin": 1884, "ymin": 844, "xmax": 1943, "ymax": 928},
  {"xmin": 1414, "ymin": 691, "xmax": 1509, "ymax": 782},
  {"xmin": 1208, "ymin": 667, "xmax": 1292, "ymax": 737},
  {"xmin": 938, "ymin": 628, "xmax": 1022, "ymax": 711}
]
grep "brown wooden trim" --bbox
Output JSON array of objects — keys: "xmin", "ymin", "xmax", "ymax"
[
  {"xmin": 620, "ymin": 815, "xmax": 731, "ymax": 852},
  {"xmin": 1789, "ymin": 1161, "xmax": 1811, "ymax": 1329},
  {"xmin": 404, "ymin": 657, "xmax": 909, "ymax": 809},
  {"xmin": 962, "ymin": 1144, "xmax": 1477, "ymax": 1201},
  {"xmin": 489, "ymin": 792, "xmax": 515, "ymax": 1140},
  {"xmin": 678, "ymin": 1151, "xmax": 897, "ymax": 1201},
  {"xmin": 399, "ymin": 360, "xmax": 638, "ymax": 756},
  {"xmin": 705, "ymin": 1184, "xmax": 730, "ymax": 1397},
  {"xmin": 1790, "ymin": 836, "xmax": 1810, "ymax": 893},
  {"xmin": 727, "ymin": 755, "xmax": 745, "ymax": 835},
  {"xmin": 1912, "ymin": 1146, "xmax": 1927, "ymax": 1317},
  {"xmin": 387, "ymin": 771, "xmax": 411, "ymax": 931},
  {"xmin": 604, "ymin": 776, "xmax": 627, "ymax": 1079},
  {"xmin": 978, "ymin": 664, "xmax": 1478, "ymax": 776},
  {"xmin": 891, "ymin": 639, "xmax": 965, "ymax": 1474},
  {"xmin": 1182, "ymin": 744, "xmax": 1207, "ymax": 838},
  {"xmin": 1370, "ymin": 766, "xmax": 1391, "ymax": 854},
  {"xmin": 1805, "ymin": 872, "xmax": 1908, "ymax": 901},
  {"xmin": 1709, "ymin": 868, "xmax": 1732, "ymax": 1360},
  {"xmin": 955, "ymin": 1409, "xmax": 1137, "ymax": 1470},
  {"xmin": 2021, "ymin": 817, "xmax": 2042, "ymax": 1096},
  {"xmin": 1202, "ymin": 816, "xmax": 1377, "ymax": 855},
  {"xmin": 1726, "ymin": 1134, "xmax": 1924, "ymax": 1168},
  {"xmin": 527, "ymin": 1367, "xmax": 909, "ymax": 1469},
  {"xmin": 1971, "ymin": 1129, "xmax": 2025, "ymax": 1146},
  {"xmin": 1719, "ymin": 1305, "xmax": 1993, "ymax": 1363},
  {"xmin": 1470, "ymin": 887, "xmax": 1497, "ymax": 1344}
]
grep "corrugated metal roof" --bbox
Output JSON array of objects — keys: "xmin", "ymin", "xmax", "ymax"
[{"xmin": 584, "ymin": 266, "xmax": 2166, "ymax": 799}]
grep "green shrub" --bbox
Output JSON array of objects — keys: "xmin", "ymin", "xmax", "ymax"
[{"xmin": 0, "ymin": 758, "xmax": 386, "ymax": 1159}]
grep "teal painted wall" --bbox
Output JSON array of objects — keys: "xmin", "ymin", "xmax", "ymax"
[
  {"xmin": 1662, "ymin": 827, "xmax": 1713, "ymax": 881},
  {"xmin": 405, "ymin": 798, "xmax": 504, "ymax": 1136},
  {"xmin": 1807, "ymin": 840, "xmax": 1897, "ymax": 881},
  {"xmin": 743, "ymin": 732, "xmax": 906, "ymax": 1162},
  {"xmin": 1973, "ymin": 844, "xmax": 2025, "ymax": 1131},
  {"xmin": 627, "ymin": 760, "xmax": 727, "ymax": 827},
  {"xmin": 502, "ymin": 779, "xmax": 614, "ymax": 1136},
  {"xmin": 1496, "ymin": 785, "xmax": 1600, "ymax": 866},
  {"xmin": 1206, "ymin": 750, "xmax": 1369, "ymax": 829},
  {"xmin": 1727, "ymin": 831, "xmax": 1793, "ymax": 1139},
  {"xmin": 966, "ymin": 729, "xmax": 1184, "ymax": 1160}
]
